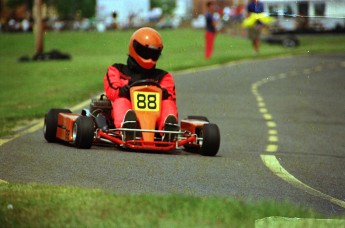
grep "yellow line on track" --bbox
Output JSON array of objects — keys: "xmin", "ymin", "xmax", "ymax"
[
  {"xmin": 0, "ymin": 98, "xmax": 92, "ymax": 147},
  {"xmin": 0, "ymin": 121, "xmax": 44, "ymax": 147},
  {"xmin": 266, "ymin": 121, "xmax": 277, "ymax": 128},
  {"xmin": 261, "ymin": 155, "xmax": 345, "ymax": 208},
  {"xmin": 0, "ymin": 98, "xmax": 94, "ymax": 183},
  {"xmin": 0, "ymin": 179, "xmax": 8, "ymax": 184},
  {"xmin": 252, "ymin": 66, "xmax": 345, "ymax": 209},
  {"xmin": 266, "ymin": 144, "xmax": 278, "ymax": 152}
]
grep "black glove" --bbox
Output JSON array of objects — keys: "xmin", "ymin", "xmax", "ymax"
[
  {"xmin": 162, "ymin": 88, "xmax": 170, "ymax": 100},
  {"xmin": 119, "ymin": 85, "xmax": 130, "ymax": 100}
]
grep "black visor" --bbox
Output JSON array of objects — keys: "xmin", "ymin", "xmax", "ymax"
[{"xmin": 133, "ymin": 40, "xmax": 161, "ymax": 61}]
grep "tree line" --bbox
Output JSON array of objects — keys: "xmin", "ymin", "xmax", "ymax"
[{"xmin": 6, "ymin": 0, "xmax": 176, "ymax": 20}]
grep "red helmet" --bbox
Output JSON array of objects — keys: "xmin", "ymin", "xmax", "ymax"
[{"xmin": 129, "ymin": 27, "xmax": 163, "ymax": 69}]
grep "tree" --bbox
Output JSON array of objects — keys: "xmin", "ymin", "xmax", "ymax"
[
  {"xmin": 150, "ymin": 0, "xmax": 176, "ymax": 15},
  {"xmin": 6, "ymin": 0, "xmax": 96, "ymax": 56},
  {"xmin": 49, "ymin": 0, "xmax": 96, "ymax": 20},
  {"xmin": 34, "ymin": 0, "xmax": 43, "ymax": 55},
  {"xmin": 6, "ymin": 0, "xmax": 33, "ymax": 9},
  {"xmin": 6, "ymin": 0, "xmax": 96, "ymax": 20}
]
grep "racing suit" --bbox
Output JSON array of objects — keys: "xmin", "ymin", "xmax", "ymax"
[{"xmin": 104, "ymin": 56, "xmax": 178, "ymax": 130}]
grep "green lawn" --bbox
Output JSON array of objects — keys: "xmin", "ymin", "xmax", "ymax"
[
  {"xmin": 0, "ymin": 183, "xmax": 324, "ymax": 227},
  {"xmin": 1, "ymin": 29, "xmax": 345, "ymax": 136}
]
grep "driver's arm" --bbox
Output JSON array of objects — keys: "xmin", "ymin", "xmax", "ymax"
[
  {"xmin": 160, "ymin": 73, "xmax": 176, "ymax": 101},
  {"xmin": 104, "ymin": 65, "xmax": 129, "ymax": 101}
]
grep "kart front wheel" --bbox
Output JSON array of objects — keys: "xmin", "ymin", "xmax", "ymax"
[
  {"xmin": 73, "ymin": 116, "xmax": 94, "ymax": 149},
  {"xmin": 44, "ymin": 108, "xmax": 71, "ymax": 143},
  {"xmin": 200, "ymin": 123, "xmax": 220, "ymax": 156},
  {"xmin": 186, "ymin": 116, "xmax": 209, "ymax": 122}
]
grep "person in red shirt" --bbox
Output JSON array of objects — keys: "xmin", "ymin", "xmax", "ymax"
[
  {"xmin": 205, "ymin": 1, "xmax": 217, "ymax": 59},
  {"xmin": 103, "ymin": 27, "xmax": 178, "ymax": 140}
]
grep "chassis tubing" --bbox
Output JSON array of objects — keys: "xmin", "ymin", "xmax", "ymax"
[{"xmin": 97, "ymin": 130, "xmax": 197, "ymax": 151}]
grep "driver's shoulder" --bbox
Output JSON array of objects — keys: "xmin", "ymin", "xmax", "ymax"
[
  {"xmin": 153, "ymin": 68, "xmax": 169, "ymax": 78},
  {"xmin": 112, "ymin": 63, "xmax": 126, "ymax": 71}
]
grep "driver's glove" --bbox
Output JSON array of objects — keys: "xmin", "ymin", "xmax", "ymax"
[
  {"xmin": 119, "ymin": 85, "xmax": 130, "ymax": 100},
  {"xmin": 162, "ymin": 88, "xmax": 170, "ymax": 100}
]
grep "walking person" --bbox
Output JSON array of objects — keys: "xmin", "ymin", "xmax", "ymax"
[
  {"xmin": 205, "ymin": 1, "xmax": 217, "ymax": 60},
  {"xmin": 246, "ymin": 0, "xmax": 264, "ymax": 54}
]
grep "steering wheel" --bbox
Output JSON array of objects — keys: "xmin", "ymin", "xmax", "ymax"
[{"xmin": 129, "ymin": 79, "xmax": 161, "ymax": 89}]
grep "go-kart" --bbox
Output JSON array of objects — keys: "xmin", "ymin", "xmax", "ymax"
[{"xmin": 43, "ymin": 80, "xmax": 220, "ymax": 156}]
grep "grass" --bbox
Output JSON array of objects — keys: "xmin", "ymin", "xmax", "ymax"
[
  {"xmin": 0, "ymin": 182, "xmax": 323, "ymax": 227},
  {"xmin": 1, "ymin": 29, "xmax": 345, "ymax": 136}
]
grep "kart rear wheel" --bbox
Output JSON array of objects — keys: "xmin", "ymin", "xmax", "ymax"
[
  {"xmin": 200, "ymin": 123, "xmax": 220, "ymax": 156},
  {"xmin": 44, "ymin": 108, "xmax": 71, "ymax": 143},
  {"xmin": 73, "ymin": 116, "xmax": 94, "ymax": 149}
]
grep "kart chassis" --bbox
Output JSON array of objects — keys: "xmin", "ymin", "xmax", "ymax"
[{"xmin": 44, "ymin": 80, "xmax": 220, "ymax": 156}]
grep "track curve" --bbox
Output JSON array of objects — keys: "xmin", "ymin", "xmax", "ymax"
[{"xmin": 1, "ymin": 53, "xmax": 344, "ymax": 215}]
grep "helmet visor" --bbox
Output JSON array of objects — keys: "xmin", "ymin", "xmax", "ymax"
[{"xmin": 133, "ymin": 40, "xmax": 161, "ymax": 61}]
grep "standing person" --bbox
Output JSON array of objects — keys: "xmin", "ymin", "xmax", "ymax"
[
  {"xmin": 205, "ymin": 1, "xmax": 217, "ymax": 60},
  {"xmin": 102, "ymin": 27, "xmax": 178, "ymax": 141},
  {"xmin": 235, "ymin": 4, "xmax": 245, "ymax": 36},
  {"xmin": 246, "ymin": 0, "xmax": 264, "ymax": 54}
]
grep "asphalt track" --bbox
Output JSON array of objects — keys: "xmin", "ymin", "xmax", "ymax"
[{"xmin": 1, "ymin": 53, "xmax": 344, "ymax": 216}]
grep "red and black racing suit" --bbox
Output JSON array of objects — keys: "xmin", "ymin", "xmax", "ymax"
[{"xmin": 104, "ymin": 57, "xmax": 178, "ymax": 130}]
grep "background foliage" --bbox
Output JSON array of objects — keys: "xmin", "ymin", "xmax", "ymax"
[
  {"xmin": 7, "ymin": 0, "xmax": 177, "ymax": 19},
  {"xmin": 150, "ymin": 0, "xmax": 176, "ymax": 15},
  {"xmin": 6, "ymin": 0, "xmax": 96, "ymax": 19}
]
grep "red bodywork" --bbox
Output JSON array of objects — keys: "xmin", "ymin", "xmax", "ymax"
[
  {"xmin": 56, "ymin": 113, "xmax": 79, "ymax": 142},
  {"xmin": 54, "ymin": 84, "xmax": 205, "ymax": 152}
]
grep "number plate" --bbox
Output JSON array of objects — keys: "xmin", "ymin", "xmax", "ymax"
[{"xmin": 133, "ymin": 91, "xmax": 160, "ymax": 111}]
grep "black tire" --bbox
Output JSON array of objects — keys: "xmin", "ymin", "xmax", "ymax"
[
  {"xmin": 186, "ymin": 116, "xmax": 209, "ymax": 122},
  {"xmin": 200, "ymin": 123, "xmax": 220, "ymax": 156},
  {"xmin": 73, "ymin": 116, "xmax": 94, "ymax": 149},
  {"xmin": 183, "ymin": 144, "xmax": 201, "ymax": 153},
  {"xmin": 44, "ymin": 108, "xmax": 71, "ymax": 143}
]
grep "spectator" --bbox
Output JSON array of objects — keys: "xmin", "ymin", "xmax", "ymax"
[
  {"xmin": 247, "ymin": 0, "xmax": 264, "ymax": 54},
  {"xmin": 234, "ymin": 4, "xmax": 245, "ymax": 35},
  {"xmin": 21, "ymin": 18, "xmax": 30, "ymax": 32},
  {"xmin": 205, "ymin": 1, "xmax": 217, "ymax": 60}
]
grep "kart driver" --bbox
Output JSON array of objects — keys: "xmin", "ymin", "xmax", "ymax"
[{"xmin": 102, "ymin": 27, "xmax": 178, "ymax": 140}]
